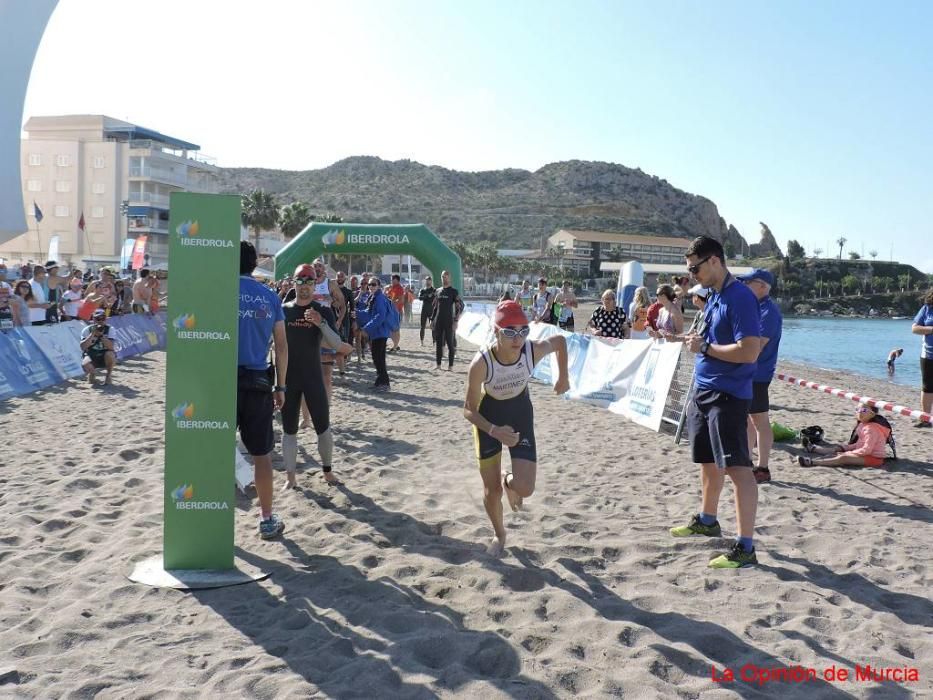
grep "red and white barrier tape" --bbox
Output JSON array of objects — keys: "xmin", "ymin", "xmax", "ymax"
[{"xmin": 775, "ymin": 372, "xmax": 932, "ymax": 424}]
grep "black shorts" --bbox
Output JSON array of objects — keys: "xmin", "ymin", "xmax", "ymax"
[
  {"xmin": 83, "ymin": 352, "xmax": 108, "ymax": 369},
  {"xmin": 922, "ymin": 357, "xmax": 933, "ymax": 393},
  {"xmin": 687, "ymin": 388, "xmax": 752, "ymax": 469},
  {"xmin": 559, "ymin": 316, "xmax": 575, "ymax": 331},
  {"xmin": 474, "ymin": 390, "xmax": 536, "ymax": 463},
  {"xmin": 237, "ymin": 388, "xmax": 275, "ymax": 457},
  {"xmin": 749, "ymin": 381, "xmax": 770, "ymax": 414}
]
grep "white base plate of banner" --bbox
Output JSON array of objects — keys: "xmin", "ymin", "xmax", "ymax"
[
  {"xmin": 128, "ymin": 555, "xmax": 269, "ymax": 590},
  {"xmin": 235, "ymin": 447, "xmax": 255, "ymax": 493}
]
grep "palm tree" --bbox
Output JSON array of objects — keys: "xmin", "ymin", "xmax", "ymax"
[
  {"xmin": 475, "ymin": 242, "xmax": 499, "ymax": 282},
  {"xmin": 279, "ymin": 201, "xmax": 312, "ymax": 239},
  {"xmin": 869, "ymin": 249, "xmax": 878, "ymax": 260},
  {"xmin": 241, "ymin": 189, "xmax": 279, "ymax": 249},
  {"xmin": 813, "ymin": 247, "xmax": 823, "ymax": 258},
  {"xmin": 836, "ymin": 236, "xmax": 847, "ymax": 260},
  {"xmin": 450, "ymin": 241, "xmax": 474, "ymax": 274}
]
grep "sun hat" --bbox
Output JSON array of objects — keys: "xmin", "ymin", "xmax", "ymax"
[{"xmin": 688, "ymin": 284, "xmax": 710, "ymax": 299}]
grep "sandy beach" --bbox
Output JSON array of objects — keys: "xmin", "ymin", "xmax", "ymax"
[{"xmin": 1, "ymin": 325, "xmax": 930, "ymax": 698}]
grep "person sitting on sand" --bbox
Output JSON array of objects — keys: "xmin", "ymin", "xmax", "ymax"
[
  {"xmin": 797, "ymin": 405, "xmax": 890, "ymax": 468},
  {"xmin": 886, "ymin": 348, "xmax": 904, "ymax": 375},
  {"xmin": 463, "ymin": 300, "xmax": 569, "ymax": 557}
]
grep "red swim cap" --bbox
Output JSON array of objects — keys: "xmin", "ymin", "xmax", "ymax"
[
  {"xmin": 294, "ymin": 263, "xmax": 314, "ymax": 279},
  {"xmin": 494, "ymin": 300, "xmax": 528, "ymax": 329}
]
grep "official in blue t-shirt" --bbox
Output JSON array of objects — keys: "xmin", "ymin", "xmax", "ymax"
[
  {"xmin": 237, "ymin": 242, "xmax": 289, "ymax": 540},
  {"xmin": 911, "ymin": 289, "xmax": 933, "ymax": 427},
  {"xmin": 670, "ymin": 236, "xmax": 762, "ymax": 571},
  {"xmin": 736, "ymin": 268, "xmax": 783, "ymax": 483}
]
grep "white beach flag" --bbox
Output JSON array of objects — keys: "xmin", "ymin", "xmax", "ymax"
[{"xmin": 47, "ymin": 234, "xmax": 59, "ymax": 263}]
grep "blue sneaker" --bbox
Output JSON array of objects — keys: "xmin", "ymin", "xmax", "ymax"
[{"xmin": 259, "ymin": 514, "xmax": 285, "ymax": 540}]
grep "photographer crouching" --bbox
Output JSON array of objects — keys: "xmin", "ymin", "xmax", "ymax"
[{"xmin": 80, "ymin": 308, "xmax": 116, "ymax": 385}]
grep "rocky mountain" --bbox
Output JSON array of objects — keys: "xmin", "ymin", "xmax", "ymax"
[{"xmin": 216, "ymin": 156, "xmax": 774, "ymax": 254}]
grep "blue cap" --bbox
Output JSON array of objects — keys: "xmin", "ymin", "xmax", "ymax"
[{"xmin": 736, "ymin": 268, "xmax": 775, "ymax": 287}]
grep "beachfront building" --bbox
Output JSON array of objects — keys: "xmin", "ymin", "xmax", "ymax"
[
  {"xmin": 600, "ymin": 261, "xmax": 755, "ymax": 289},
  {"xmin": 0, "ymin": 115, "xmax": 218, "ymax": 271},
  {"xmin": 547, "ymin": 229, "xmax": 692, "ymax": 275}
]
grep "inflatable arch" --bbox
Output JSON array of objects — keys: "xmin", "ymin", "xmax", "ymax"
[{"xmin": 275, "ymin": 223, "xmax": 462, "ymax": 291}]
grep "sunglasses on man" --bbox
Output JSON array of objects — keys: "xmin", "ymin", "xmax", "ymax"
[
  {"xmin": 294, "ymin": 277, "xmax": 315, "ymax": 285},
  {"xmin": 687, "ymin": 256, "xmax": 711, "ymax": 274},
  {"xmin": 498, "ymin": 326, "xmax": 530, "ymax": 338}
]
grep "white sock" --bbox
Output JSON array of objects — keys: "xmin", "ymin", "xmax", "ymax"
[
  {"xmin": 318, "ymin": 428, "xmax": 333, "ymax": 468},
  {"xmin": 283, "ymin": 433, "xmax": 298, "ymax": 473}
]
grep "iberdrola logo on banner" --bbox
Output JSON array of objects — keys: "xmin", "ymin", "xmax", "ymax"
[
  {"xmin": 171, "ymin": 483, "xmax": 229, "ymax": 511},
  {"xmin": 322, "ymin": 228, "xmax": 410, "ymax": 247},
  {"xmin": 176, "ymin": 219, "xmax": 234, "ymax": 249},
  {"xmin": 172, "ymin": 313, "xmax": 231, "ymax": 341},
  {"xmin": 321, "ymin": 229, "xmax": 347, "ymax": 246},
  {"xmin": 171, "ymin": 402, "xmax": 230, "ymax": 430}
]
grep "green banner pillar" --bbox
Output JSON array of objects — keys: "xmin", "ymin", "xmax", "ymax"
[{"xmin": 164, "ymin": 193, "xmax": 240, "ymax": 570}]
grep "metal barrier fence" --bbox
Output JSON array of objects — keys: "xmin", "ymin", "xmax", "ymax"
[{"xmin": 659, "ymin": 345, "xmax": 695, "ymax": 443}]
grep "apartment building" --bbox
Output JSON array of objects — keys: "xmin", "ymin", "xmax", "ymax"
[
  {"xmin": 547, "ymin": 229, "xmax": 690, "ymax": 272},
  {"xmin": 0, "ymin": 115, "xmax": 217, "ymax": 270}
]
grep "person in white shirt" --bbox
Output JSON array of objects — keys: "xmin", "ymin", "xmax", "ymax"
[
  {"xmin": 60, "ymin": 278, "xmax": 84, "ymax": 320},
  {"xmin": 28, "ymin": 265, "xmax": 50, "ymax": 325}
]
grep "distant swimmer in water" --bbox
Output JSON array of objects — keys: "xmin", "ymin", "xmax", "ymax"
[
  {"xmin": 887, "ymin": 348, "xmax": 904, "ymax": 375},
  {"xmin": 463, "ymin": 300, "xmax": 569, "ymax": 557}
]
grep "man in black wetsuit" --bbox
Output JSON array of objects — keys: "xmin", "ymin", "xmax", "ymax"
[
  {"xmin": 432, "ymin": 270, "xmax": 464, "ymax": 371},
  {"xmin": 281, "ymin": 265, "xmax": 352, "ymax": 490},
  {"xmin": 418, "ymin": 275, "xmax": 436, "ymax": 346}
]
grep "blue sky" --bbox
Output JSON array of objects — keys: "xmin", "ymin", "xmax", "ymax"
[{"xmin": 24, "ymin": 0, "xmax": 933, "ymax": 271}]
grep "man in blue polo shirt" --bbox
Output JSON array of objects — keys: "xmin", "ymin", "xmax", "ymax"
[
  {"xmin": 737, "ymin": 268, "xmax": 783, "ymax": 483},
  {"xmin": 671, "ymin": 236, "xmax": 762, "ymax": 569},
  {"xmin": 238, "ymin": 242, "xmax": 289, "ymax": 539}
]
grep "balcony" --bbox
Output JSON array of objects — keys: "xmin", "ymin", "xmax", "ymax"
[
  {"xmin": 129, "ymin": 165, "xmax": 188, "ymax": 188},
  {"xmin": 129, "ymin": 217, "xmax": 169, "ymax": 233},
  {"xmin": 129, "ymin": 140, "xmax": 219, "ymax": 170},
  {"xmin": 128, "ymin": 191, "xmax": 170, "ymax": 207}
]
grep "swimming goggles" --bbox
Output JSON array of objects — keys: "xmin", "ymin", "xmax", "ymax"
[{"xmin": 498, "ymin": 326, "xmax": 530, "ymax": 338}]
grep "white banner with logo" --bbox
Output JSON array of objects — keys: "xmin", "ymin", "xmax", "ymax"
[
  {"xmin": 23, "ymin": 320, "xmax": 87, "ymax": 380},
  {"xmin": 457, "ymin": 310, "xmax": 682, "ymax": 431}
]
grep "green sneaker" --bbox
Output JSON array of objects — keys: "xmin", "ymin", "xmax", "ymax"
[
  {"xmin": 670, "ymin": 514, "xmax": 722, "ymax": 538},
  {"xmin": 709, "ymin": 542, "xmax": 757, "ymax": 569}
]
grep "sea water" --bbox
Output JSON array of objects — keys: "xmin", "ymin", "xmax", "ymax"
[{"xmin": 779, "ymin": 317, "xmax": 921, "ymax": 389}]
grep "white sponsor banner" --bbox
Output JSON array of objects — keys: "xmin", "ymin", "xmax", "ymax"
[
  {"xmin": 610, "ymin": 340, "xmax": 682, "ymax": 431},
  {"xmin": 459, "ymin": 312, "xmax": 682, "ymax": 432},
  {"xmin": 412, "ymin": 299, "xmax": 423, "ymax": 316},
  {"xmin": 23, "ymin": 321, "xmax": 86, "ymax": 380},
  {"xmin": 458, "ymin": 310, "xmax": 496, "ymax": 347}
]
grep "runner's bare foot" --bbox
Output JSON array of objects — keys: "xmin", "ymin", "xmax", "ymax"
[
  {"xmin": 282, "ymin": 474, "xmax": 299, "ymax": 491},
  {"xmin": 486, "ymin": 535, "xmax": 506, "ymax": 557},
  {"xmin": 323, "ymin": 471, "xmax": 338, "ymax": 485},
  {"xmin": 504, "ymin": 474, "xmax": 523, "ymax": 512}
]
